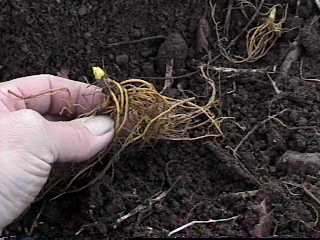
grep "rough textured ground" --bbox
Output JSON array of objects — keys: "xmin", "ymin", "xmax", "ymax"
[{"xmin": 1, "ymin": 0, "xmax": 320, "ymax": 239}]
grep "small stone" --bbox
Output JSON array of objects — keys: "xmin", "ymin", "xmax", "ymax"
[
  {"xmin": 141, "ymin": 62, "xmax": 154, "ymax": 76},
  {"xmin": 116, "ymin": 54, "xmax": 129, "ymax": 65}
]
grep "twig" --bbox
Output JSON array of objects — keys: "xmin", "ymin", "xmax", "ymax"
[
  {"xmin": 202, "ymin": 64, "xmax": 276, "ymax": 74},
  {"xmin": 25, "ymin": 203, "xmax": 46, "ymax": 236},
  {"xmin": 266, "ymin": 73, "xmax": 281, "ymax": 94},
  {"xmin": 161, "ymin": 58, "xmax": 174, "ymax": 94},
  {"xmin": 35, "ymin": 178, "xmax": 65, "ymax": 202},
  {"xmin": 224, "ymin": 189, "xmax": 259, "ymax": 199},
  {"xmin": 287, "ymin": 125, "xmax": 320, "ymax": 136},
  {"xmin": 232, "ymin": 109, "xmax": 288, "ymax": 156},
  {"xmin": 303, "ymin": 185, "xmax": 320, "ymax": 207},
  {"xmin": 283, "ymin": 183, "xmax": 301, "ymax": 196},
  {"xmin": 114, "ymin": 177, "xmax": 181, "ymax": 228},
  {"xmin": 300, "ymin": 58, "xmax": 320, "ymax": 82},
  {"xmin": 168, "ymin": 215, "xmax": 239, "ymax": 237},
  {"xmin": 306, "ymin": 202, "xmax": 320, "ymax": 227},
  {"xmin": 283, "ymin": 181, "xmax": 320, "ymax": 207},
  {"xmin": 209, "ymin": 0, "xmax": 225, "ymax": 62},
  {"xmin": 105, "ymin": 35, "xmax": 166, "ymax": 47},
  {"xmin": 75, "ymin": 222, "xmax": 106, "ymax": 236},
  {"xmin": 226, "ymin": 81, "xmax": 237, "ymax": 94},
  {"xmin": 224, "ymin": 0, "xmax": 234, "ymax": 40},
  {"xmin": 115, "ymin": 204, "xmax": 147, "ymax": 227},
  {"xmin": 205, "ymin": 143, "xmax": 261, "ymax": 186}
]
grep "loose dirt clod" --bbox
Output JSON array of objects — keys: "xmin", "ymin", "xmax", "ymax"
[
  {"xmin": 156, "ymin": 32, "xmax": 188, "ymax": 74},
  {"xmin": 253, "ymin": 199, "xmax": 274, "ymax": 238},
  {"xmin": 300, "ymin": 21, "xmax": 320, "ymax": 57},
  {"xmin": 196, "ymin": 15, "xmax": 210, "ymax": 53},
  {"xmin": 277, "ymin": 150, "xmax": 320, "ymax": 176}
]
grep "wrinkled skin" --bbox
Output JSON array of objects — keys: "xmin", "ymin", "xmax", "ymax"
[{"xmin": 0, "ymin": 75, "xmax": 114, "ymax": 232}]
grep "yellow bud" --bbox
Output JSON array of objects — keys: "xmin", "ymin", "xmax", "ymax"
[
  {"xmin": 269, "ymin": 6, "xmax": 277, "ymax": 21},
  {"xmin": 92, "ymin": 66, "xmax": 107, "ymax": 80}
]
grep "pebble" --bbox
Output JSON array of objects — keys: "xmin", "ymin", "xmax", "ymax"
[{"xmin": 116, "ymin": 54, "xmax": 129, "ymax": 65}]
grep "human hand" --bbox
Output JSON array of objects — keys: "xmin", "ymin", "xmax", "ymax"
[{"xmin": 0, "ymin": 74, "xmax": 114, "ymax": 232}]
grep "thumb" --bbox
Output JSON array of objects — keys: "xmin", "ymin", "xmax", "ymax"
[{"xmin": 47, "ymin": 116, "xmax": 114, "ymax": 162}]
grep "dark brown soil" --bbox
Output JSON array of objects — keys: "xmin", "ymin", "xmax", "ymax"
[{"xmin": 2, "ymin": 0, "xmax": 320, "ymax": 239}]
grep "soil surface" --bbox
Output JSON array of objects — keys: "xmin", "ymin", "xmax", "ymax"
[{"xmin": 2, "ymin": 0, "xmax": 320, "ymax": 239}]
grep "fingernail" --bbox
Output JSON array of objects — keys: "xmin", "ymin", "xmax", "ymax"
[{"xmin": 81, "ymin": 116, "xmax": 114, "ymax": 136}]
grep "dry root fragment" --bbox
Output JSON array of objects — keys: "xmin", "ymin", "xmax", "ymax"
[{"xmin": 168, "ymin": 215, "xmax": 239, "ymax": 237}]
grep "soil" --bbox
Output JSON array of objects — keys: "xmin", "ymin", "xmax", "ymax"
[{"xmin": 1, "ymin": 0, "xmax": 320, "ymax": 239}]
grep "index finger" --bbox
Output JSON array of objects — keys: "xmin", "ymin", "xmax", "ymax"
[{"xmin": 0, "ymin": 74, "xmax": 105, "ymax": 116}]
